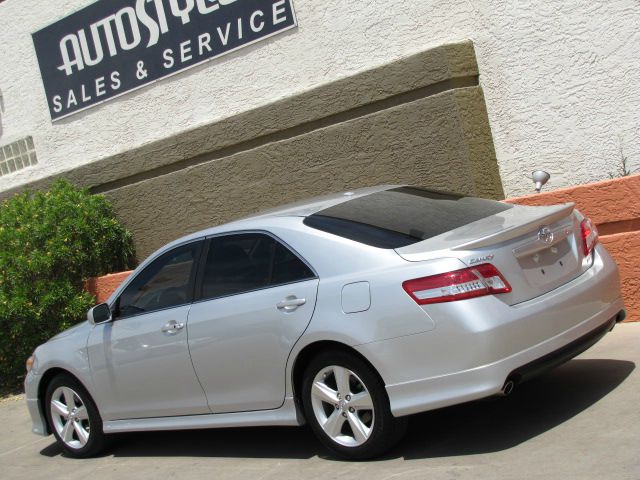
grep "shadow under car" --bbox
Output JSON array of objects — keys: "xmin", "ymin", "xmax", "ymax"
[{"xmin": 39, "ymin": 358, "xmax": 635, "ymax": 461}]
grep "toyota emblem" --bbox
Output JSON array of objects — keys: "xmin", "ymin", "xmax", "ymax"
[{"xmin": 538, "ymin": 226, "xmax": 554, "ymax": 244}]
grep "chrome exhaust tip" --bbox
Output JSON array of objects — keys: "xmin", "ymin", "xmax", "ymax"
[{"xmin": 500, "ymin": 379, "xmax": 515, "ymax": 397}]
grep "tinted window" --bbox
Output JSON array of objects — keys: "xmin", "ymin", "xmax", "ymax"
[
  {"xmin": 200, "ymin": 233, "xmax": 315, "ymax": 300},
  {"xmin": 272, "ymin": 241, "xmax": 315, "ymax": 285},
  {"xmin": 303, "ymin": 186, "xmax": 512, "ymax": 249},
  {"xmin": 117, "ymin": 243, "xmax": 199, "ymax": 318}
]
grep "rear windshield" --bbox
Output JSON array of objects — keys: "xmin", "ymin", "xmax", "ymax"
[{"xmin": 303, "ymin": 187, "xmax": 512, "ymax": 249}]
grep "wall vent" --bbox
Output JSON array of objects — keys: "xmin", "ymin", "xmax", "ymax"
[{"xmin": 0, "ymin": 136, "xmax": 38, "ymax": 177}]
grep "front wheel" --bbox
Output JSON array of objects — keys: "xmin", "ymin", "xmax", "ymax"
[
  {"xmin": 301, "ymin": 351, "xmax": 407, "ymax": 460},
  {"xmin": 45, "ymin": 374, "xmax": 106, "ymax": 458}
]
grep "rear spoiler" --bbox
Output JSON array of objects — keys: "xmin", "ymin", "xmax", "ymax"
[{"xmin": 451, "ymin": 202, "xmax": 576, "ymax": 251}]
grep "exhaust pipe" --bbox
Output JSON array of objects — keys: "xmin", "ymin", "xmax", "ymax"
[
  {"xmin": 609, "ymin": 310, "xmax": 626, "ymax": 332},
  {"xmin": 499, "ymin": 379, "xmax": 515, "ymax": 397}
]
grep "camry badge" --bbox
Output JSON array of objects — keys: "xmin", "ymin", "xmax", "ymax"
[
  {"xmin": 538, "ymin": 226, "xmax": 554, "ymax": 244},
  {"xmin": 469, "ymin": 254, "xmax": 494, "ymax": 265}
]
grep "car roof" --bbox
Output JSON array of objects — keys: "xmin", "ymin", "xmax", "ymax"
[{"xmin": 239, "ymin": 185, "xmax": 401, "ymax": 220}]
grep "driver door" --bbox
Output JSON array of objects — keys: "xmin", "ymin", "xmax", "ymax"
[{"xmin": 87, "ymin": 241, "xmax": 210, "ymax": 421}]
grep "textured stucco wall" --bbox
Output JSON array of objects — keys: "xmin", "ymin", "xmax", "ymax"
[
  {"xmin": 507, "ymin": 174, "xmax": 640, "ymax": 234},
  {"xmin": 104, "ymin": 85, "xmax": 498, "ymax": 257},
  {"xmin": 0, "ymin": 1, "xmax": 638, "ymax": 197},
  {"xmin": 0, "ymin": 39, "xmax": 504, "ymax": 258},
  {"xmin": 0, "ymin": 41, "xmax": 493, "ymax": 198}
]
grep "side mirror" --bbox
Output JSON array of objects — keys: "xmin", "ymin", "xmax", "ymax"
[{"xmin": 88, "ymin": 303, "xmax": 112, "ymax": 325}]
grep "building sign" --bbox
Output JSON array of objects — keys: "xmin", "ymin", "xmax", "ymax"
[{"xmin": 32, "ymin": 0, "xmax": 297, "ymax": 121}]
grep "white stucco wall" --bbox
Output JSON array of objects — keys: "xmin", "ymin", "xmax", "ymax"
[{"xmin": 0, "ymin": 0, "xmax": 638, "ymax": 196}]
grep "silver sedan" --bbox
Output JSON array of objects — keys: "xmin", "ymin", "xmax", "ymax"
[{"xmin": 24, "ymin": 186, "xmax": 624, "ymax": 459}]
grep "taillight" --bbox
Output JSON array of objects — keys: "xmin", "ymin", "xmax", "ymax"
[
  {"xmin": 580, "ymin": 217, "xmax": 599, "ymax": 256},
  {"xmin": 402, "ymin": 263, "xmax": 512, "ymax": 305}
]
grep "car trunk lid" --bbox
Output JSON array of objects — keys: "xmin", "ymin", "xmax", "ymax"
[{"xmin": 395, "ymin": 203, "xmax": 589, "ymax": 305}]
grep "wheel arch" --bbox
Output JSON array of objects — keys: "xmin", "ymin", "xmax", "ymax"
[
  {"xmin": 37, "ymin": 367, "xmax": 95, "ymax": 435},
  {"xmin": 291, "ymin": 340, "xmax": 387, "ymax": 409}
]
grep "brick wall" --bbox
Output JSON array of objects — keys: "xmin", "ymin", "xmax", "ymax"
[{"xmin": 85, "ymin": 271, "xmax": 132, "ymax": 304}]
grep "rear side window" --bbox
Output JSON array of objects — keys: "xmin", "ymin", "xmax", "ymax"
[
  {"xmin": 199, "ymin": 233, "xmax": 315, "ymax": 300},
  {"xmin": 303, "ymin": 187, "xmax": 512, "ymax": 249}
]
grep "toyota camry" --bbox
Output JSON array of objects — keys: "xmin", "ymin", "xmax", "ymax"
[{"xmin": 24, "ymin": 185, "xmax": 624, "ymax": 459}]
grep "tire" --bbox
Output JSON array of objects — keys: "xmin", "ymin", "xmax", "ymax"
[
  {"xmin": 301, "ymin": 351, "xmax": 407, "ymax": 460},
  {"xmin": 45, "ymin": 374, "xmax": 107, "ymax": 458}
]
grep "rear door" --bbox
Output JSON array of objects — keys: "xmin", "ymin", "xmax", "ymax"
[{"xmin": 187, "ymin": 232, "xmax": 319, "ymax": 413}]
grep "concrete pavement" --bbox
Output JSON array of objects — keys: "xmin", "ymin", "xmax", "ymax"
[{"xmin": 2, "ymin": 323, "xmax": 639, "ymax": 480}]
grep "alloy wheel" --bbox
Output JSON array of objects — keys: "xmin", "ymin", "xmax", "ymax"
[
  {"xmin": 310, "ymin": 365, "xmax": 375, "ymax": 447},
  {"xmin": 49, "ymin": 386, "xmax": 91, "ymax": 449}
]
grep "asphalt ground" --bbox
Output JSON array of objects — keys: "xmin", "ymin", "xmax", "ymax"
[{"xmin": 2, "ymin": 323, "xmax": 639, "ymax": 480}]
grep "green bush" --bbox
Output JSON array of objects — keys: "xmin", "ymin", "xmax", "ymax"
[{"xmin": 0, "ymin": 180, "xmax": 136, "ymax": 389}]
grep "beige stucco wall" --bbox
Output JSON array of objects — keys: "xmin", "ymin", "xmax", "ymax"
[
  {"xmin": 105, "ymin": 85, "xmax": 500, "ymax": 257},
  {"xmin": 1, "ymin": 36, "xmax": 503, "ymax": 257},
  {"xmin": 0, "ymin": 0, "xmax": 638, "ymax": 197},
  {"xmin": 39, "ymin": 41, "xmax": 497, "ymax": 258}
]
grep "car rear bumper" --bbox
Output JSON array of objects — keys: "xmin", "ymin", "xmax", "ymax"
[
  {"xmin": 356, "ymin": 244, "xmax": 624, "ymax": 417},
  {"xmin": 506, "ymin": 310, "xmax": 623, "ymax": 384}
]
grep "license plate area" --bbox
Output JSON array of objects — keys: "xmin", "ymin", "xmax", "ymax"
[{"xmin": 518, "ymin": 237, "xmax": 579, "ymax": 288}]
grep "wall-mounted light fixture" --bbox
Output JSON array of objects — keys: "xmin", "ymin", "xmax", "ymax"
[{"xmin": 531, "ymin": 170, "xmax": 550, "ymax": 193}]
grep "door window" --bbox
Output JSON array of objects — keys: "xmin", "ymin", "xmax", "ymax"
[
  {"xmin": 199, "ymin": 233, "xmax": 315, "ymax": 300},
  {"xmin": 117, "ymin": 242, "xmax": 200, "ymax": 318}
]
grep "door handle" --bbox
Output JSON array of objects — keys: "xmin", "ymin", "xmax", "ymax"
[
  {"xmin": 161, "ymin": 320, "xmax": 185, "ymax": 334},
  {"xmin": 277, "ymin": 296, "xmax": 306, "ymax": 311}
]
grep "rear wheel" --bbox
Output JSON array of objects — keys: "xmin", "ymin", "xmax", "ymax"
[
  {"xmin": 301, "ymin": 351, "xmax": 407, "ymax": 459},
  {"xmin": 45, "ymin": 374, "xmax": 106, "ymax": 458}
]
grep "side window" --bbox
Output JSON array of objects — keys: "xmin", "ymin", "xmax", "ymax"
[
  {"xmin": 117, "ymin": 242, "xmax": 200, "ymax": 318},
  {"xmin": 200, "ymin": 233, "xmax": 315, "ymax": 300},
  {"xmin": 272, "ymin": 241, "xmax": 315, "ymax": 285}
]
